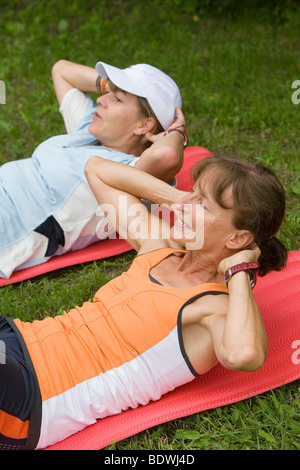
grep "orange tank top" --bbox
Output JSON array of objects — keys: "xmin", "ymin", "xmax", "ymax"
[{"xmin": 12, "ymin": 248, "xmax": 229, "ymax": 449}]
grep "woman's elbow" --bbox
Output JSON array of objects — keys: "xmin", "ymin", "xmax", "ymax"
[
  {"xmin": 223, "ymin": 345, "xmax": 268, "ymax": 372},
  {"xmin": 239, "ymin": 348, "xmax": 268, "ymax": 372},
  {"xmin": 84, "ymin": 156, "xmax": 100, "ymax": 179},
  {"xmin": 155, "ymin": 145, "xmax": 183, "ymax": 178},
  {"xmin": 51, "ymin": 59, "xmax": 67, "ymax": 80}
]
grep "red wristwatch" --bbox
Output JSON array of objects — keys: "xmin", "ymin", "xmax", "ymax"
[
  {"xmin": 165, "ymin": 127, "xmax": 189, "ymax": 148},
  {"xmin": 224, "ymin": 262, "xmax": 259, "ymax": 288}
]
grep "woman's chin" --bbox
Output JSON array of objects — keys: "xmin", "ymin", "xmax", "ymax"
[{"xmin": 170, "ymin": 224, "xmax": 204, "ymax": 250}]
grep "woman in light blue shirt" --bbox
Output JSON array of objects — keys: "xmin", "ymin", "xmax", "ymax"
[{"xmin": 0, "ymin": 60, "xmax": 186, "ymax": 278}]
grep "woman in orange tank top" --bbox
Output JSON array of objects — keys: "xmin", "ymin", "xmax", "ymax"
[
  {"xmin": 0, "ymin": 109, "xmax": 287, "ymax": 449},
  {"xmin": 85, "ymin": 117, "xmax": 287, "ymax": 377}
]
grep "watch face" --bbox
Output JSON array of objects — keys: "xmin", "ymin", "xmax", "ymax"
[{"xmin": 224, "ymin": 267, "xmax": 232, "ymax": 282}]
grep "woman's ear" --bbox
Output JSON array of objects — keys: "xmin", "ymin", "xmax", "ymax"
[
  {"xmin": 226, "ymin": 230, "xmax": 254, "ymax": 250},
  {"xmin": 134, "ymin": 117, "xmax": 156, "ymax": 136}
]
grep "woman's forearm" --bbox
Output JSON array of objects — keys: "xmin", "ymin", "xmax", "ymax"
[
  {"xmin": 52, "ymin": 60, "xmax": 98, "ymax": 105},
  {"xmin": 221, "ymin": 272, "xmax": 268, "ymax": 371},
  {"xmin": 135, "ymin": 107, "xmax": 186, "ymax": 181},
  {"xmin": 85, "ymin": 156, "xmax": 185, "ymax": 207},
  {"xmin": 208, "ymin": 248, "xmax": 268, "ymax": 372}
]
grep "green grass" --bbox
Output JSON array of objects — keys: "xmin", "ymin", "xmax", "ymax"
[{"xmin": 0, "ymin": 0, "xmax": 299, "ymax": 450}]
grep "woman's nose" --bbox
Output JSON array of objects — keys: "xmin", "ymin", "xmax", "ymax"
[{"xmin": 96, "ymin": 94, "xmax": 107, "ymax": 107}]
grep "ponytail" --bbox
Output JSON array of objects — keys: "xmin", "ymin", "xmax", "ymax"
[{"xmin": 258, "ymin": 236, "xmax": 288, "ymax": 277}]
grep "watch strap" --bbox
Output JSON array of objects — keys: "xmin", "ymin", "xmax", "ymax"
[
  {"xmin": 224, "ymin": 262, "xmax": 259, "ymax": 288},
  {"xmin": 165, "ymin": 127, "xmax": 189, "ymax": 148}
]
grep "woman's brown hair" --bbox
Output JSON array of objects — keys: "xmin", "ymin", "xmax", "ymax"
[{"xmin": 192, "ymin": 155, "xmax": 288, "ymax": 276}]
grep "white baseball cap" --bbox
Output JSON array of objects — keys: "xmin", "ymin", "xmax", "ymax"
[{"xmin": 95, "ymin": 61, "xmax": 182, "ymax": 130}]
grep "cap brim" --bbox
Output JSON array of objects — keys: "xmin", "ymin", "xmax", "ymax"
[{"xmin": 95, "ymin": 62, "xmax": 146, "ymax": 97}]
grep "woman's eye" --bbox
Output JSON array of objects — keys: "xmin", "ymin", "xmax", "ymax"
[{"xmin": 112, "ymin": 92, "xmax": 122, "ymax": 102}]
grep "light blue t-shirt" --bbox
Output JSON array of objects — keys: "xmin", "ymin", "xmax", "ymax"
[{"xmin": 0, "ymin": 98, "xmax": 138, "ymax": 249}]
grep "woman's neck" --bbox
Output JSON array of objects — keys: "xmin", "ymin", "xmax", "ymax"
[
  {"xmin": 102, "ymin": 138, "xmax": 144, "ymax": 157},
  {"xmin": 175, "ymin": 250, "xmax": 227, "ymax": 284}
]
